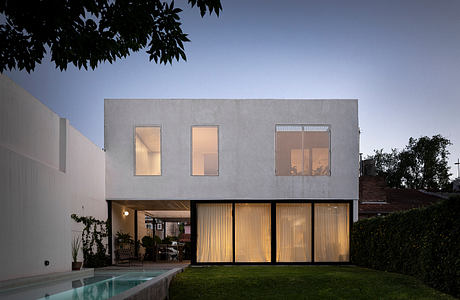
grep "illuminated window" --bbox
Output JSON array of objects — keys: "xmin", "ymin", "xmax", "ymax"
[
  {"xmin": 235, "ymin": 203, "xmax": 271, "ymax": 262},
  {"xmin": 135, "ymin": 127, "xmax": 161, "ymax": 175},
  {"xmin": 276, "ymin": 203, "xmax": 311, "ymax": 262},
  {"xmin": 196, "ymin": 203, "xmax": 233, "ymax": 262},
  {"xmin": 192, "ymin": 126, "xmax": 218, "ymax": 176},
  {"xmin": 275, "ymin": 125, "xmax": 330, "ymax": 176},
  {"xmin": 314, "ymin": 203, "xmax": 349, "ymax": 262}
]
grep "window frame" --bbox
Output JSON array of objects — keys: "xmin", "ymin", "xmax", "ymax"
[
  {"xmin": 274, "ymin": 124, "xmax": 331, "ymax": 176},
  {"xmin": 133, "ymin": 125, "xmax": 162, "ymax": 176},
  {"xmin": 190, "ymin": 125, "xmax": 220, "ymax": 176}
]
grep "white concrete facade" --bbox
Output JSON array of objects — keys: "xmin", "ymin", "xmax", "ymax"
[
  {"xmin": 105, "ymin": 99, "xmax": 359, "ymax": 219},
  {"xmin": 0, "ymin": 75, "xmax": 106, "ymax": 281}
]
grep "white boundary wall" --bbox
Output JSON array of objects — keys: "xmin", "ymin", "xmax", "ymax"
[{"xmin": 0, "ymin": 75, "xmax": 106, "ymax": 281}]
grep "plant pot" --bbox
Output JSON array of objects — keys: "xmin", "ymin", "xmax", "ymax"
[{"xmin": 72, "ymin": 262, "xmax": 83, "ymax": 271}]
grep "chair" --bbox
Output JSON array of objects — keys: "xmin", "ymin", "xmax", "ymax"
[{"xmin": 115, "ymin": 246, "xmax": 143, "ymax": 266}]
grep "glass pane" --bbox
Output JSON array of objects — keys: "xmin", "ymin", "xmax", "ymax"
[
  {"xmin": 135, "ymin": 127, "xmax": 161, "ymax": 175},
  {"xmin": 197, "ymin": 203, "xmax": 233, "ymax": 262},
  {"xmin": 276, "ymin": 125, "xmax": 330, "ymax": 176},
  {"xmin": 276, "ymin": 203, "xmax": 311, "ymax": 262},
  {"xmin": 235, "ymin": 203, "xmax": 271, "ymax": 262},
  {"xmin": 314, "ymin": 203, "xmax": 349, "ymax": 262},
  {"xmin": 276, "ymin": 128, "xmax": 302, "ymax": 176},
  {"xmin": 303, "ymin": 131, "xmax": 330, "ymax": 176},
  {"xmin": 192, "ymin": 127, "xmax": 218, "ymax": 175}
]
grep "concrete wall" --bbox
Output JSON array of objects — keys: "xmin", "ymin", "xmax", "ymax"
[
  {"xmin": 0, "ymin": 75, "xmax": 106, "ymax": 281},
  {"xmin": 106, "ymin": 99, "xmax": 359, "ymax": 210}
]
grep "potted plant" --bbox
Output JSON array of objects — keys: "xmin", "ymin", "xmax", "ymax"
[
  {"xmin": 115, "ymin": 231, "xmax": 134, "ymax": 249},
  {"xmin": 71, "ymin": 236, "xmax": 82, "ymax": 271}
]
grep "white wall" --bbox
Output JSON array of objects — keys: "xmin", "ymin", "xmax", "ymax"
[
  {"xmin": 0, "ymin": 75, "xmax": 106, "ymax": 281},
  {"xmin": 111, "ymin": 203, "xmax": 134, "ymax": 260},
  {"xmin": 105, "ymin": 99, "xmax": 359, "ymax": 208}
]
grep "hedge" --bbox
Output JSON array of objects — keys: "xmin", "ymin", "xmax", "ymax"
[{"xmin": 351, "ymin": 196, "xmax": 460, "ymax": 297}]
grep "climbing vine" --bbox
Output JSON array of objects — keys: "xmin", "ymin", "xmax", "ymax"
[{"xmin": 71, "ymin": 214, "xmax": 109, "ymax": 268}]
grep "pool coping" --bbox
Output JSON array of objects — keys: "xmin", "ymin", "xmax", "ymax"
[
  {"xmin": 109, "ymin": 266, "xmax": 186, "ymax": 300},
  {"xmin": 0, "ymin": 268, "xmax": 94, "ymax": 291}
]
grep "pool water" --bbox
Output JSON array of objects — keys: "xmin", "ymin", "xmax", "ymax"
[{"xmin": 0, "ymin": 270, "xmax": 167, "ymax": 300}]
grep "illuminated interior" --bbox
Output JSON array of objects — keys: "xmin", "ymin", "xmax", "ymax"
[
  {"xmin": 275, "ymin": 125, "xmax": 330, "ymax": 176},
  {"xmin": 135, "ymin": 127, "xmax": 161, "ymax": 175},
  {"xmin": 196, "ymin": 203, "xmax": 232, "ymax": 262},
  {"xmin": 192, "ymin": 126, "xmax": 218, "ymax": 175},
  {"xmin": 314, "ymin": 203, "xmax": 349, "ymax": 262},
  {"xmin": 194, "ymin": 201, "xmax": 350, "ymax": 264},
  {"xmin": 276, "ymin": 203, "xmax": 311, "ymax": 262},
  {"xmin": 235, "ymin": 203, "xmax": 271, "ymax": 262}
]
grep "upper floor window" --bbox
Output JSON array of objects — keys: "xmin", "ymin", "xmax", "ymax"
[
  {"xmin": 192, "ymin": 126, "xmax": 218, "ymax": 176},
  {"xmin": 135, "ymin": 126, "xmax": 161, "ymax": 175},
  {"xmin": 275, "ymin": 125, "xmax": 330, "ymax": 176}
]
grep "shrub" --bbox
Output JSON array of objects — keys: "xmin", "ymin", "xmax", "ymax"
[
  {"xmin": 71, "ymin": 214, "xmax": 109, "ymax": 268},
  {"xmin": 351, "ymin": 196, "xmax": 460, "ymax": 297},
  {"xmin": 141, "ymin": 236, "xmax": 155, "ymax": 261}
]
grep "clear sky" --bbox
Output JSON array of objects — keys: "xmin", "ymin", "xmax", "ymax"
[{"xmin": 4, "ymin": 0, "xmax": 460, "ymax": 178}]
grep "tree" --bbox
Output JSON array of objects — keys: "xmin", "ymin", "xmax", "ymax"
[
  {"xmin": 369, "ymin": 135, "xmax": 452, "ymax": 191},
  {"xmin": 0, "ymin": 0, "xmax": 222, "ymax": 72}
]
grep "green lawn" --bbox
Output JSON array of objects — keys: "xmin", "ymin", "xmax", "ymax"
[{"xmin": 169, "ymin": 266, "xmax": 455, "ymax": 300}]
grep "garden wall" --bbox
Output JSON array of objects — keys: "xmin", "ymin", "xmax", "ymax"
[
  {"xmin": 351, "ymin": 197, "xmax": 460, "ymax": 297},
  {"xmin": 0, "ymin": 75, "xmax": 106, "ymax": 281}
]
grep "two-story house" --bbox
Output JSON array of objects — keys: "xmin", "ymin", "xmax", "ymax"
[{"xmin": 105, "ymin": 99, "xmax": 359, "ymax": 264}]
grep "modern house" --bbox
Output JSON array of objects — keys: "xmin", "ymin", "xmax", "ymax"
[
  {"xmin": 106, "ymin": 99, "xmax": 359, "ymax": 264},
  {"xmin": 1, "ymin": 74, "xmax": 358, "ymax": 283}
]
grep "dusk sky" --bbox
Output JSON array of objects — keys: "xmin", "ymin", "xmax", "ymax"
[{"xmin": 5, "ymin": 0, "xmax": 460, "ymax": 178}]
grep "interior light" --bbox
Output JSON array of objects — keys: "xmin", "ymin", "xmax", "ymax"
[{"xmin": 123, "ymin": 211, "xmax": 129, "ymax": 216}]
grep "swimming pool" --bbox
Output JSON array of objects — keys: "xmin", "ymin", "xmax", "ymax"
[{"xmin": 0, "ymin": 270, "xmax": 168, "ymax": 300}]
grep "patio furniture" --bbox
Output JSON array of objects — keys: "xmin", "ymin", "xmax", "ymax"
[{"xmin": 115, "ymin": 247, "xmax": 143, "ymax": 266}]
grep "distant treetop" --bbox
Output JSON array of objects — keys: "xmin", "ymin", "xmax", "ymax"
[{"xmin": 369, "ymin": 134, "xmax": 452, "ymax": 191}]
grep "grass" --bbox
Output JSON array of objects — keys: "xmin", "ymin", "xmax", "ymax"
[{"xmin": 169, "ymin": 266, "xmax": 455, "ymax": 300}]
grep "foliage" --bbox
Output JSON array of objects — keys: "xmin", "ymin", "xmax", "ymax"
[
  {"xmin": 141, "ymin": 235, "xmax": 155, "ymax": 248},
  {"xmin": 71, "ymin": 214, "xmax": 109, "ymax": 268},
  {"xmin": 0, "ymin": 0, "xmax": 222, "ymax": 72},
  {"xmin": 115, "ymin": 231, "xmax": 133, "ymax": 248},
  {"xmin": 141, "ymin": 235, "xmax": 155, "ymax": 261},
  {"xmin": 351, "ymin": 197, "xmax": 460, "ymax": 297},
  {"xmin": 71, "ymin": 235, "xmax": 81, "ymax": 263},
  {"xmin": 170, "ymin": 266, "xmax": 454, "ymax": 300},
  {"xmin": 370, "ymin": 134, "xmax": 452, "ymax": 190},
  {"xmin": 182, "ymin": 241, "xmax": 191, "ymax": 260}
]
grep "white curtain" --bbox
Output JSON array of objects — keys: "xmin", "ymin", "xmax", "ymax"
[
  {"xmin": 197, "ymin": 203, "xmax": 232, "ymax": 262},
  {"xmin": 314, "ymin": 203, "xmax": 349, "ymax": 262},
  {"xmin": 235, "ymin": 203, "xmax": 271, "ymax": 262},
  {"xmin": 276, "ymin": 203, "xmax": 311, "ymax": 262}
]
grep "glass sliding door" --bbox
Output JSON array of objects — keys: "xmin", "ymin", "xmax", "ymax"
[
  {"xmin": 235, "ymin": 203, "xmax": 271, "ymax": 262},
  {"xmin": 314, "ymin": 203, "xmax": 350, "ymax": 262},
  {"xmin": 276, "ymin": 203, "xmax": 311, "ymax": 262},
  {"xmin": 196, "ymin": 203, "xmax": 232, "ymax": 262}
]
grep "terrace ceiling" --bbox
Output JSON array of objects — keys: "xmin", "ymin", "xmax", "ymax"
[{"xmin": 110, "ymin": 200, "xmax": 190, "ymax": 211}]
